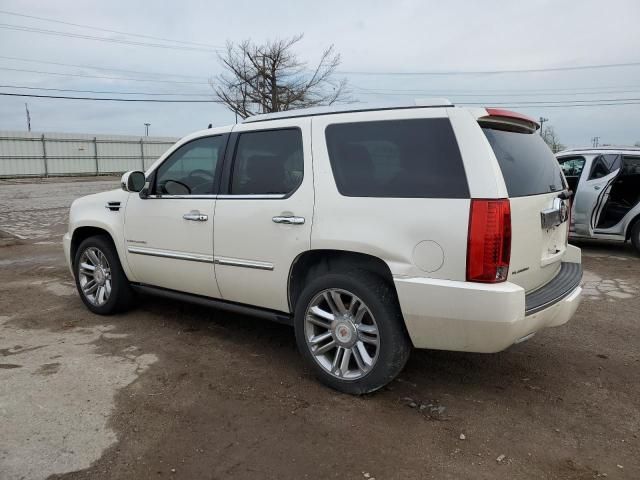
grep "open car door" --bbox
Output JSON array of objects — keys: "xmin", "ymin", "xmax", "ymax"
[{"xmin": 572, "ymin": 154, "xmax": 622, "ymax": 236}]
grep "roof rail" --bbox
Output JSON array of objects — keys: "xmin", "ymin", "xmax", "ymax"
[
  {"xmin": 243, "ymin": 99, "xmax": 454, "ymax": 123},
  {"xmin": 558, "ymin": 146, "xmax": 640, "ymax": 153}
]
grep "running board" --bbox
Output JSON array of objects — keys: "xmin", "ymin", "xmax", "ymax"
[{"xmin": 131, "ymin": 284, "xmax": 293, "ymax": 326}]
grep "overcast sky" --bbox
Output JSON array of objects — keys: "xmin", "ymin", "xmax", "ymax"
[{"xmin": 1, "ymin": 0, "xmax": 639, "ymax": 147}]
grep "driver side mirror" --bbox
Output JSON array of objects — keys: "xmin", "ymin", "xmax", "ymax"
[{"xmin": 121, "ymin": 170, "xmax": 146, "ymax": 193}]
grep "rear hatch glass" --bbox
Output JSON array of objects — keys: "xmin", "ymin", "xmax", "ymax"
[
  {"xmin": 482, "ymin": 126, "xmax": 569, "ymax": 292},
  {"xmin": 482, "ymin": 128, "xmax": 565, "ymax": 197}
]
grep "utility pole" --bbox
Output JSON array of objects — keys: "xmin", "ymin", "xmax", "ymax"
[
  {"xmin": 144, "ymin": 123, "xmax": 150, "ymax": 136},
  {"xmin": 539, "ymin": 117, "xmax": 548, "ymax": 136},
  {"xmin": 591, "ymin": 136, "xmax": 600, "ymax": 147},
  {"xmin": 25, "ymin": 103, "xmax": 31, "ymax": 132}
]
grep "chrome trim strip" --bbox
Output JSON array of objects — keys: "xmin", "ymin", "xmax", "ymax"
[
  {"xmin": 146, "ymin": 194, "xmax": 217, "ymax": 199},
  {"xmin": 127, "ymin": 246, "xmax": 213, "ymax": 264},
  {"xmin": 214, "ymin": 256, "xmax": 274, "ymax": 271},
  {"xmin": 217, "ymin": 194, "xmax": 286, "ymax": 200},
  {"xmin": 143, "ymin": 194, "xmax": 286, "ymax": 200}
]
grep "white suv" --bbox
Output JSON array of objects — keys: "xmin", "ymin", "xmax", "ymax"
[
  {"xmin": 64, "ymin": 100, "xmax": 583, "ymax": 394},
  {"xmin": 557, "ymin": 147, "xmax": 640, "ymax": 253}
]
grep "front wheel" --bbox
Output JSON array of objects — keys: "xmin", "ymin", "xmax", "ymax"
[
  {"xmin": 294, "ymin": 271, "xmax": 412, "ymax": 394},
  {"xmin": 74, "ymin": 235, "xmax": 133, "ymax": 315}
]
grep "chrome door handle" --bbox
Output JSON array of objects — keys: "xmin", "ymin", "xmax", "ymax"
[
  {"xmin": 183, "ymin": 210, "xmax": 208, "ymax": 221},
  {"xmin": 272, "ymin": 216, "xmax": 305, "ymax": 225}
]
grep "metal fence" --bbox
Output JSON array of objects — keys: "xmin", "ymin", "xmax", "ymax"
[{"xmin": 0, "ymin": 131, "xmax": 178, "ymax": 178}]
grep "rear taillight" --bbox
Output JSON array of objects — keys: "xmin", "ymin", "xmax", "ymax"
[{"xmin": 466, "ymin": 199, "xmax": 511, "ymax": 283}]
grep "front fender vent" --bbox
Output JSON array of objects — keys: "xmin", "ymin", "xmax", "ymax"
[{"xmin": 105, "ymin": 201, "xmax": 121, "ymax": 212}]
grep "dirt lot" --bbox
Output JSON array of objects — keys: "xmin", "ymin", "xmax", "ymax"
[{"xmin": 1, "ymin": 177, "xmax": 639, "ymax": 480}]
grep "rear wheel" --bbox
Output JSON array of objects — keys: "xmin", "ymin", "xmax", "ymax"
[
  {"xmin": 631, "ymin": 220, "xmax": 640, "ymax": 254},
  {"xmin": 74, "ymin": 235, "xmax": 133, "ymax": 315},
  {"xmin": 294, "ymin": 271, "xmax": 411, "ymax": 394}
]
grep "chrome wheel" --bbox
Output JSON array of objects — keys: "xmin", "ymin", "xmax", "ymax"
[
  {"xmin": 78, "ymin": 247, "xmax": 112, "ymax": 306},
  {"xmin": 304, "ymin": 288, "xmax": 380, "ymax": 380}
]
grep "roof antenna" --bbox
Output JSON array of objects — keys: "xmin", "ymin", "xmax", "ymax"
[{"xmin": 208, "ymin": 123, "xmax": 212, "ymax": 129}]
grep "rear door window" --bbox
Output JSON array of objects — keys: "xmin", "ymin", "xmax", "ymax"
[
  {"xmin": 325, "ymin": 118, "xmax": 469, "ymax": 198},
  {"xmin": 230, "ymin": 129, "xmax": 303, "ymax": 195},
  {"xmin": 482, "ymin": 127, "xmax": 565, "ymax": 197}
]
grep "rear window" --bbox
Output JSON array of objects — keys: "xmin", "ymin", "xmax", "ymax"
[
  {"xmin": 482, "ymin": 127, "xmax": 565, "ymax": 197},
  {"xmin": 325, "ymin": 118, "xmax": 469, "ymax": 198}
]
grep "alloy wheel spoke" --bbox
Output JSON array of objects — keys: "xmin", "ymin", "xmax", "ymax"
[
  {"xmin": 80, "ymin": 262, "xmax": 95, "ymax": 274},
  {"xmin": 97, "ymin": 286, "xmax": 106, "ymax": 304},
  {"xmin": 352, "ymin": 345, "xmax": 367, "ymax": 372},
  {"xmin": 356, "ymin": 341, "xmax": 374, "ymax": 367},
  {"xmin": 83, "ymin": 280, "xmax": 98, "ymax": 294},
  {"xmin": 331, "ymin": 346, "xmax": 344, "ymax": 373},
  {"xmin": 86, "ymin": 249, "xmax": 101, "ymax": 267},
  {"xmin": 339, "ymin": 347, "xmax": 352, "ymax": 376},
  {"xmin": 308, "ymin": 306, "xmax": 334, "ymax": 327},
  {"xmin": 309, "ymin": 331, "xmax": 333, "ymax": 345},
  {"xmin": 313, "ymin": 339, "xmax": 337, "ymax": 356}
]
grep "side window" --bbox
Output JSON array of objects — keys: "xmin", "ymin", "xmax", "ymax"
[
  {"xmin": 622, "ymin": 156, "xmax": 640, "ymax": 176},
  {"xmin": 154, "ymin": 136, "xmax": 225, "ymax": 195},
  {"xmin": 230, "ymin": 129, "xmax": 303, "ymax": 195},
  {"xmin": 325, "ymin": 118, "xmax": 469, "ymax": 198},
  {"xmin": 588, "ymin": 154, "xmax": 620, "ymax": 180},
  {"xmin": 558, "ymin": 156, "xmax": 585, "ymax": 178}
]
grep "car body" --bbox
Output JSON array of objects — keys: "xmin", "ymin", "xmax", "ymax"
[
  {"xmin": 64, "ymin": 100, "xmax": 583, "ymax": 393},
  {"xmin": 557, "ymin": 147, "xmax": 640, "ymax": 252}
]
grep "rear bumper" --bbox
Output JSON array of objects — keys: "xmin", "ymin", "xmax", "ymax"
[{"xmin": 394, "ymin": 252, "xmax": 583, "ymax": 353}]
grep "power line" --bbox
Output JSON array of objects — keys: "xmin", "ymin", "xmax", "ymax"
[
  {"xmin": 462, "ymin": 97, "xmax": 640, "ymax": 105},
  {"xmin": 0, "ymin": 84, "xmax": 211, "ymax": 96},
  {"xmin": 0, "ymin": 66, "xmax": 210, "ymax": 85},
  {"xmin": 3, "ymin": 91, "xmax": 640, "ymax": 108},
  {"xmin": 0, "ymin": 23, "xmax": 221, "ymax": 52},
  {"xmin": 0, "ymin": 55, "xmax": 208, "ymax": 80},
  {"xmin": 339, "ymin": 61, "xmax": 640, "ymax": 76},
  {"xmin": 0, "ymin": 92, "xmax": 219, "ymax": 102},
  {"xmin": 352, "ymin": 83, "xmax": 640, "ymax": 94},
  {"xmin": 354, "ymin": 88, "xmax": 640, "ymax": 97},
  {"xmin": 0, "ymin": 9, "xmax": 224, "ymax": 49}
]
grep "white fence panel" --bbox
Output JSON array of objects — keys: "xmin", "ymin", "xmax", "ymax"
[{"xmin": 0, "ymin": 131, "xmax": 178, "ymax": 177}]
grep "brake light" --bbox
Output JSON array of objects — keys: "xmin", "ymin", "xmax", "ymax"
[{"xmin": 466, "ymin": 199, "xmax": 511, "ymax": 283}]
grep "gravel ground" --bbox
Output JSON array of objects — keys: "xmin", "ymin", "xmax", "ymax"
[{"xmin": 0, "ymin": 177, "xmax": 638, "ymax": 480}]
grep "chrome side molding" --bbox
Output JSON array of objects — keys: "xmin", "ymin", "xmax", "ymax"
[
  {"xmin": 214, "ymin": 256, "xmax": 274, "ymax": 271},
  {"xmin": 127, "ymin": 246, "xmax": 214, "ymax": 263}
]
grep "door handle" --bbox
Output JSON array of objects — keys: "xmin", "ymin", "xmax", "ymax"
[
  {"xmin": 183, "ymin": 210, "xmax": 208, "ymax": 221},
  {"xmin": 594, "ymin": 185, "xmax": 602, "ymax": 191},
  {"xmin": 272, "ymin": 216, "xmax": 305, "ymax": 225}
]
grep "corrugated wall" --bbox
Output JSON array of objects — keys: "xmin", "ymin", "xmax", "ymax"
[{"xmin": 0, "ymin": 131, "xmax": 178, "ymax": 178}]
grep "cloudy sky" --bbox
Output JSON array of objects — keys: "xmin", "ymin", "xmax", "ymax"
[{"xmin": 1, "ymin": 0, "xmax": 639, "ymax": 147}]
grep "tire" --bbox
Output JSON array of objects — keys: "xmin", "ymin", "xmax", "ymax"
[
  {"xmin": 73, "ymin": 235, "xmax": 134, "ymax": 315},
  {"xmin": 294, "ymin": 270, "xmax": 411, "ymax": 394},
  {"xmin": 631, "ymin": 220, "xmax": 640, "ymax": 255}
]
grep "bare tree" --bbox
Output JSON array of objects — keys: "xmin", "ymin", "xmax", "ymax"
[
  {"xmin": 541, "ymin": 125, "xmax": 566, "ymax": 153},
  {"xmin": 211, "ymin": 34, "xmax": 348, "ymax": 119}
]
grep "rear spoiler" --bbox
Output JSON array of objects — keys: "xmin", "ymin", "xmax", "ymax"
[{"xmin": 478, "ymin": 108, "xmax": 540, "ymax": 133}]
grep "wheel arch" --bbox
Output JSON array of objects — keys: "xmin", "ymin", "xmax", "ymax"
[
  {"xmin": 70, "ymin": 225, "xmax": 120, "ymax": 269},
  {"xmin": 288, "ymin": 249, "xmax": 398, "ymax": 312}
]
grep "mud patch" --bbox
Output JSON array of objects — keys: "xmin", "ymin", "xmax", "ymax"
[
  {"xmin": 0, "ymin": 322, "xmax": 157, "ymax": 480},
  {"xmin": 33, "ymin": 362, "xmax": 61, "ymax": 375}
]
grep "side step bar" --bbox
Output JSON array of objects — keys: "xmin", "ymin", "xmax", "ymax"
[
  {"xmin": 525, "ymin": 262, "xmax": 583, "ymax": 316},
  {"xmin": 131, "ymin": 284, "xmax": 293, "ymax": 326}
]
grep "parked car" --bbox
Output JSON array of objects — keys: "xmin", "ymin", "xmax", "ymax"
[
  {"xmin": 64, "ymin": 100, "xmax": 583, "ymax": 394},
  {"xmin": 557, "ymin": 147, "xmax": 640, "ymax": 253}
]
